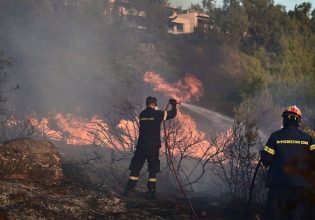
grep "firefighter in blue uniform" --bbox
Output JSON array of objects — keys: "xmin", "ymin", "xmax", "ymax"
[
  {"xmin": 124, "ymin": 96, "xmax": 178, "ymax": 199},
  {"xmin": 261, "ymin": 105, "xmax": 315, "ymax": 219}
]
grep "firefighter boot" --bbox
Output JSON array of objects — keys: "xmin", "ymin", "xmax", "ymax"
[
  {"xmin": 122, "ymin": 184, "xmax": 135, "ymax": 197},
  {"xmin": 146, "ymin": 178, "xmax": 157, "ymax": 200},
  {"xmin": 147, "ymin": 188, "xmax": 156, "ymax": 200},
  {"xmin": 122, "ymin": 178, "xmax": 137, "ymax": 197}
]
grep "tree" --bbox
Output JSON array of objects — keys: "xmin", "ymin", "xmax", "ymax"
[
  {"xmin": 108, "ymin": 0, "xmax": 169, "ymax": 44},
  {"xmin": 163, "ymin": 111, "xmax": 231, "ymax": 191},
  {"xmin": 217, "ymin": 0, "xmax": 249, "ymax": 47},
  {"xmin": 241, "ymin": 0, "xmax": 288, "ymax": 53},
  {"xmin": 211, "ymin": 111, "xmax": 267, "ymax": 205},
  {"xmin": 190, "ymin": 3, "xmax": 205, "ymax": 13}
]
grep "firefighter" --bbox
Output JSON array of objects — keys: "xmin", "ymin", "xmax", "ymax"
[
  {"xmin": 260, "ymin": 105, "xmax": 315, "ymax": 219},
  {"xmin": 123, "ymin": 96, "xmax": 178, "ymax": 199}
]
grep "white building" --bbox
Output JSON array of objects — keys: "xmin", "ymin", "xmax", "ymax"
[{"xmin": 168, "ymin": 10, "xmax": 209, "ymax": 35}]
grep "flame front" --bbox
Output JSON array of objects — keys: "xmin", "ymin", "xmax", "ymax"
[
  {"xmin": 26, "ymin": 72, "xmax": 231, "ymax": 159},
  {"xmin": 28, "ymin": 112, "xmax": 63, "ymax": 141},
  {"xmin": 144, "ymin": 71, "xmax": 232, "ymax": 158},
  {"xmin": 27, "ymin": 110, "xmax": 231, "ymax": 158},
  {"xmin": 28, "ymin": 113, "xmax": 120, "ymax": 148},
  {"xmin": 143, "ymin": 71, "xmax": 203, "ymax": 102}
]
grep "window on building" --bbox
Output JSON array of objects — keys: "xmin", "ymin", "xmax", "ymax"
[
  {"xmin": 168, "ymin": 21, "xmax": 174, "ymax": 29},
  {"xmin": 177, "ymin": 24, "xmax": 184, "ymax": 32}
]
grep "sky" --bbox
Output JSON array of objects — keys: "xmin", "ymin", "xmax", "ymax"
[{"xmin": 170, "ymin": 0, "xmax": 315, "ymax": 10}]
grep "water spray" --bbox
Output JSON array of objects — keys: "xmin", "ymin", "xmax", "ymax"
[{"xmin": 181, "ymin": 103, "xmax": 233, "ymax": 125}]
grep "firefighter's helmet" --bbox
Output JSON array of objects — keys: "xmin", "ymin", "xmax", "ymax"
[
  {"xmin": 282, "ymin": 105, "xmax": 302, "ymax": 122},
  {"xmin": 146, "ymin": 96, "xmax": 157, "ymax": 106}
]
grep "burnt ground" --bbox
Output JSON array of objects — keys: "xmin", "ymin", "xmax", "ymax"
[
  {"xmin": 0, "ymin": 143, "xmax": 265, "ymax": 220},
  {"xmin": 0, "ymin": 179, "xmax": 178, "ymax": 220},
  {"xmin": 0, "ymin": 178, "xmax": 255, "ymax": 220}
]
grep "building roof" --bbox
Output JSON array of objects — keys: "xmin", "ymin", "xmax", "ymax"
[{"xmin": 171, "ymin": 16, "xmax": 191, "ymax": 24}]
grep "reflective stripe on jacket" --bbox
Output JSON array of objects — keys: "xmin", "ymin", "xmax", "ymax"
[{"xmin": 137, "ymin": 104, "xmax": 177, "ymax": 148}]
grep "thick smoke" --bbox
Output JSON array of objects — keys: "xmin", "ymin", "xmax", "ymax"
[
  {"xmin": 0, "ymin": 1, "xmax": 151, "ymax": 117},
  {"xmin": 0, "ymin": 0, "xmax": 240, "ymax": 120}
]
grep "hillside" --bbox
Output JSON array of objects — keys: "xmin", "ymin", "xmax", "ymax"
[{"xmin": 0, "ymin": 1, "xmax": 315, "ymax": 219}]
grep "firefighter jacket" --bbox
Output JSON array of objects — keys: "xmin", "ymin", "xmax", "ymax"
[
  {"xmin": 136, "ymin": 104, "xmax": 177, "ymax": 149},
  {"xmin": 261, "ymin": 126, "xmax": 315, "ymax": 187}
]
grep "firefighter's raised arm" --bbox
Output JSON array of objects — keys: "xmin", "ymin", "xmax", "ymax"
[
  {"xmin": 166, "ymin": 98, "xmax": 177, "ymax": 120},
  {"xmin": 156, "ymin": 98, "xmax": 177, "ymax": 122}
]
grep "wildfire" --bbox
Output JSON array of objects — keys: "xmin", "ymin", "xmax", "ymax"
[
  {"xmin": 144, "ymin": 71, "xmax": 233, "ymax": 158},
  {"xmin": 117, "ymin": 119, "xmax": 138, "ymax": 150},
  {"xmin": 168, "ymin": 111, "xmax": 210, "ymax": 155},
  {"xmin": 25, "ymin": 72, "xmax": 231, "ymax": 159},
  {"xmin": 28, "ymin": 113, "xmax": 120, "ymax": 148},
  {"xmin": 28, "ymin": 112, "xmax": 63, "ymax": 141},
  {"xmin": 143, "ymin": 71, "xmax": 203, "ymax": 102},
  {"xmin": 4, "ymin": 118, "xmax": 18, "ymax": 127},
  {"xmin": 143, "ymin": 71, "xmax": 209, "ymax": 155}
]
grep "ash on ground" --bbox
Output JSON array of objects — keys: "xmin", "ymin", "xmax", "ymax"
[{"xmin": 0, "ymin": 179, "xmax": 204, "ymax": 220}]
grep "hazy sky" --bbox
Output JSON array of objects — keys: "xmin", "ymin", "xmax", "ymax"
[{"xmin": 170, "ymin": 0, "xmax": 315, "ymax": 10}]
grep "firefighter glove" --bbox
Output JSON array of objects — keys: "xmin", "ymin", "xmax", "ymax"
[{"xmin": 169, "ymin": 98, "xmax": 177, "ymax": 106}]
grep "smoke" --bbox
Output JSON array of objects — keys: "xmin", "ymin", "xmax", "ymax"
[
  {"xmin": 0, "ymin": 1, "xmax": 149, "ymax": 117},
  {"xmin": 0, "ymin": 0, "xmax": 241, "ymax": 122},
  {"xmin": 0, "ymin": 1, "xmax": 258, "ymax": 196},
  {"xmin": 26, "ymin": 70, "xmax": 231, "ymax": 161}
]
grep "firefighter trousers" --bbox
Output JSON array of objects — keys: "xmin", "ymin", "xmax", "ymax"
[{"xmin": 127, "ymin": 146, "xmax": 160, "ymax": 190}]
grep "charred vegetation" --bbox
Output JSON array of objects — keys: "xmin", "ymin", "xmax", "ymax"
[{"xmin": 0, "ymin": 0, "xmax": 315, "ymax": 219}]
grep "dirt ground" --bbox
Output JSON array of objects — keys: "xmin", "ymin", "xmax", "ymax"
[{"xmin": 0, "ymin": 179, "xmax": 201, "ymax": 220}]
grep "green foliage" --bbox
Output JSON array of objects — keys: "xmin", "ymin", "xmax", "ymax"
[
  {"xmin": 197, "ymin": 0, "xmax": 315, "ymax": 123},
  {"xmin": 240, "ymin": 54, "xmax": 270, "ymax": 97},
  {"xmin": 190, "ymin": 3, "xmax": 204, "ymax": 12}
]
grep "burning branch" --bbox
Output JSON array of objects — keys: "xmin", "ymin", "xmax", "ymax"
[{"xmin": 163, "ymin": 111, "xmax": 232, "ymax": 190}]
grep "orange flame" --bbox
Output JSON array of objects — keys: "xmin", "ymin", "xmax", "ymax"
[
  {"xmin": 166, "ymin": 111, "xmax": 232, "ymax": 158},
  {"xmin": 143, "ymin": 71, "xmax": 203, "ymax": 102},
  {"xmin": 144, "ymin": 71, "xmax": 233, "ymax": 158},
  {"xmin": 53, "ymin": 113, "xmax": 97, "ymax": 145},
  {"xmin": 27, "ymin": 110, "xmax": 232, "ymax": 158},
  {"xmin": 117, "ymin": 119, "xmax": 138, "ymax": 150},
  {"xmin": 26, "ymin": 71, "xmax": 230, "ymax": 160},
  {"xmin": 171, "ymin": 111, "xmax": 210, "ymax": 156},
  {"xmin": 4, "ymin": 117, "xmax": 18, "ymax": 127},
  {"xmin": 28, "ymin": 112, "xmax": 63, "ymax": 141},
  {"xmin": 29, "ymin": 113, "xmax": 109, "ymax": 146}
]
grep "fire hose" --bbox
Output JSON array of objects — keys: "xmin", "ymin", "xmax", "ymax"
[
  {"xmin": 245, "ymin": 159, "xmax": 262, "ymax": 220},
  {"xmin": 163, "ymin": 102, "xmax": 199, "ymax": 220}
]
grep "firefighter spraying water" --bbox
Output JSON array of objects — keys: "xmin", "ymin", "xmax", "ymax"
[
  {"xmin": 123, "ymin": 96, "xmax": 200, "ymax": 219},
  {"xmin": 123, "ymin": 96, "xmax": 178, "ymax": 199}
]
